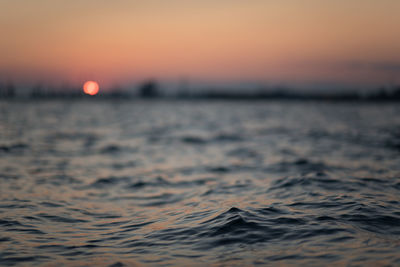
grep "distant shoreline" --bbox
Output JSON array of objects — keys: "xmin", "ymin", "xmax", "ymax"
[
  {"xmin": 1, "ymin": 83, "xmax": 400, "ymax": 102},
  {"xmin": 1, "ymin": 95, "xmax": 400, "ymax": 102}
]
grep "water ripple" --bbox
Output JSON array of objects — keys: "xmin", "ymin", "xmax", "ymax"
[{"xmin": 1, "ymin": 100, "xmax": 399, "ymax": 266}]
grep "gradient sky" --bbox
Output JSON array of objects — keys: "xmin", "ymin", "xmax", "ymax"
[{"xmin": 1, "ymin": 0, "xmax": 399, "ymax": 89}]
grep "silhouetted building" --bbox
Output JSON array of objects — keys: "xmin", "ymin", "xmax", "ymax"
[
  {"xmin": 0, "ymin": 82, "xmax": 15, "ymax": 98},
  {"xmin": 139, "ymin": 80, "xmax": 159, "ymax": 98},
  {"xmin": 393, "ymin": 86, "xmax": 400, "ymax": 99},
  {"xmin": 30, "ymin": 84, "xmax": 44, "ymax": 98}
]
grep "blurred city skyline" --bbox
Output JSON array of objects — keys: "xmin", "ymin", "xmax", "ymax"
[{"xmin": 1, "ymin": 0, "xmax": 400, "ymax": 91}]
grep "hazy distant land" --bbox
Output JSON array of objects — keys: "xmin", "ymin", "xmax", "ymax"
[{"xmin": 1, "ymin": 81, "xmax": 400, "ymax": 101}]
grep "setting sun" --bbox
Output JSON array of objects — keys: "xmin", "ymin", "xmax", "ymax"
[{"xmin": 83, "ymin": 81, "xmax": 99, "ymax": 96}]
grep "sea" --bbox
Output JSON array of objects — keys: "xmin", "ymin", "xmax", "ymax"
[{"xmin": 0, "ymin": 99, "xmax": 400, "ymax": 266}]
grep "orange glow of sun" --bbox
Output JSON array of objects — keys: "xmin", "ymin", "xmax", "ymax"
[{"xmin": 83, "ymin": 81, "xmax": 99, "ymax": 96}]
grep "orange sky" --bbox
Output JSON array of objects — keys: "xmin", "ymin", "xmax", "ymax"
[{"xmin": 1, "ymin": 0, "xmax": 399, "ymax": 89}]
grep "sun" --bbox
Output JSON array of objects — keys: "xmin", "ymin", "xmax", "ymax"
[{"xmin": 83, "ymin": 81, "xmax": 99, "ymax": 96}]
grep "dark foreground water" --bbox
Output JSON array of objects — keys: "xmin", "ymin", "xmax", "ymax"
[{"xmin": 0, "ymin": 100, "xmax": 400, "ymax": 266}]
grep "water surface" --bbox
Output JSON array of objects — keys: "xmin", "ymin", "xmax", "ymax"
[{"xmin": 1, "ymin": 100, "xmax": 400, "ymax": 266}]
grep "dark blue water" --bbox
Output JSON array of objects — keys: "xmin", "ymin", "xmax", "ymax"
[{"xmin": 1, "ymin": 100, "xmax": 400, "ymax": 266}]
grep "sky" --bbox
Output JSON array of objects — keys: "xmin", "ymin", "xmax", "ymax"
[{"xmin": 0, "ymin": 0, "xmax": 399, "ymax": 91}]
